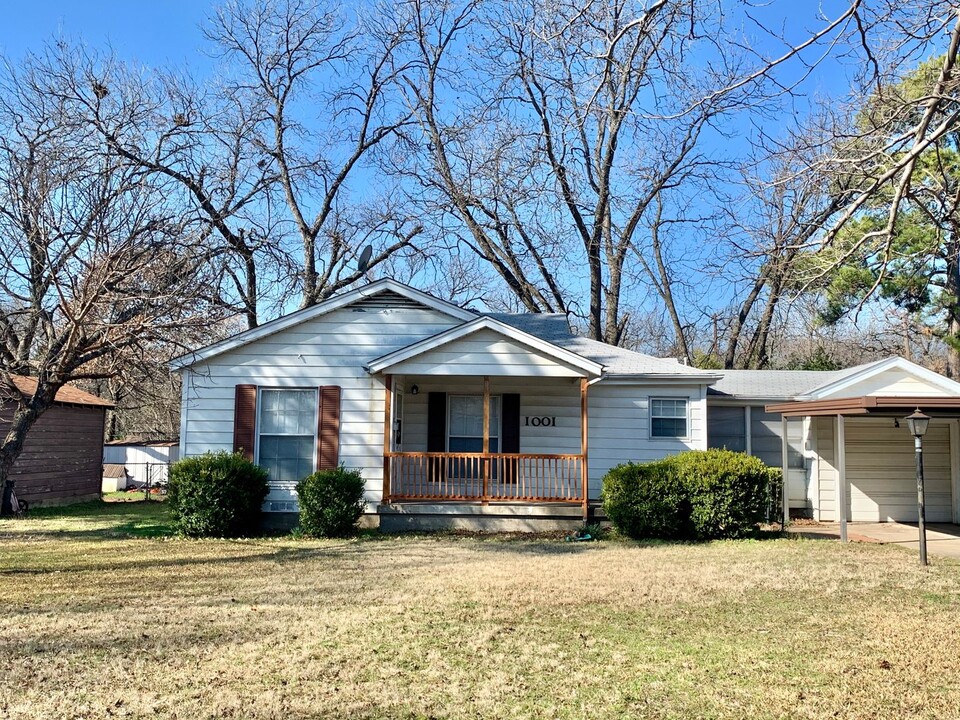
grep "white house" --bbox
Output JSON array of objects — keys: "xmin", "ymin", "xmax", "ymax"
[
  {"xmin": 171, "ymin": 279, "xmax": 960, "ymax": 532},
  {"xmin": 171, "ymin": 279, "xmax": 719, "ymax": 530}
]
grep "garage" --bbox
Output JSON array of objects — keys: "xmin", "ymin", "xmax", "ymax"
[{"xmin": 844, "ymin": 417, "xmax": 953, "ymax": 523}]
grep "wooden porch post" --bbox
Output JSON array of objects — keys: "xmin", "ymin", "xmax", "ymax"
[
  {"xmin": 482, "ymin": 375, "xmax": 490, "ymax": 502},
  {"xmin": 836, "ymin": 414, "xmax": 848, "ymax": 542},
  {"xmin": 581, "ymin": 378, "xmax": 589, "ymax": 522},
  {"xmin": 382, "ymin": 375, "xmax": 392, "ymax": 505}
]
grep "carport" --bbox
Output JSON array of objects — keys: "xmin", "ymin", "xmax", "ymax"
[{"xmin": 766, "ymin": 396, "xmax": 960, "ymax": 541}]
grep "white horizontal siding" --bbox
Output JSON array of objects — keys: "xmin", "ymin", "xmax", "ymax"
[
  {"xmin": 180, "ymin": 305, "xmax": 461, "ymax": 510},
  {"xmin": 814, "ymin": 416, "xmax": 955, "ymax": 522},
  {"xmin": 587, "ymin": 382, "xmax": 707, "ymax": 497},
  {"xmin": 816, "ymin": 417, "xmax": 837, "ymax": 520},
  {"xmin": 845, "ymin": 418, "xmax": 952, "ymax": 522},
  {"xmin": 386, "ymin": 329, "xmax": 586, "ymax": 377},
  {"xmin": 399, "ymin": 377, "xmax": 582, "ymax": 456},
  {"xmin": 831, "ymin": 368, "xmax": 951, "ymax": 398}
]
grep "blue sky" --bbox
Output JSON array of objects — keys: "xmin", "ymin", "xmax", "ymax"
[{"xmin": 1, "ymin": 1, "xmax": 214, "ymax": 69}]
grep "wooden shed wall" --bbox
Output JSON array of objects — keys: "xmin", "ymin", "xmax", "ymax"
[{"xmin": 0, "ymin": 404, "xmax": 106, "ymax": 506}]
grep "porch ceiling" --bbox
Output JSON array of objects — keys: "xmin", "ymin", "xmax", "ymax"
[{"xmin": 766, "ymin": 395, "xmax": 960, "ymax": 417}]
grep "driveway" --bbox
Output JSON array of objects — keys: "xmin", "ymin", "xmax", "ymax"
[{"xmin": 789, "ymin": 522, "xmax": 960, "ymax": 560}]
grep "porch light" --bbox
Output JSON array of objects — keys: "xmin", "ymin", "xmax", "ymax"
[
  {"xmin": 905, "ymin": 408, "xmax": 930, "ymax": 438},
  {"xmin": 903, "ymin": 408, "xmax": 930, "ymax": 566},
  {"xmin": 410, "ymin": 384, "xmax": 419, "ymax": 395}
]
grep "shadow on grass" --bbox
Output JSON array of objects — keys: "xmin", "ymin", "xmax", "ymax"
[{"xmin": 6, "ymin": 499, "xmax": 174, "ymax": 539}]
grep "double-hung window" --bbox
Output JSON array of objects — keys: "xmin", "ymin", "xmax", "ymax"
[
  {"xmin": 448, "ymin": 395, "xmax": 500, "ymax": 452},
  {"xmin": 257, "ymin": 389, "xmax": 316, "ymax": 482},
  {"xmin": 651, "ymin": 398, "xmax": 688, "ymax": 438}
]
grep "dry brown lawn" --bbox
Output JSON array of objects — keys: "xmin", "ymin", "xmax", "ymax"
[{"xmin": 1, "ymin": 502, "xmax": 960, "ymax": 720}]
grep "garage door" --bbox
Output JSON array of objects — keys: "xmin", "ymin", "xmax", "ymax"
[{"xmin": 845, "ymin": 418, "xmax": 953, "ymax": 522}]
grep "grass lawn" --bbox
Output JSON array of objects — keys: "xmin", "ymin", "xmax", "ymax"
[{"xmin": 1, "ymin": 504, "xmax": 959, "ymax": 719}]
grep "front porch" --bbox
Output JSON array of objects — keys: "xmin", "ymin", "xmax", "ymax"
[
  {"xmin": 379, "ymin": 374, "xmax": 591, "ymax": 517},
  {"xmin": 366, "ymin": 316, "xmax": 604, "ymax": 519}
]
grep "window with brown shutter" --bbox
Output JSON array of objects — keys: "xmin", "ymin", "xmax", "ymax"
[{"xmin": 233, "ymin": 384, "xmax": 258, "ymax": 461}]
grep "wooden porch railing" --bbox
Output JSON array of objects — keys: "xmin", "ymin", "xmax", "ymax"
[{"xmin": 385, "ymin": 452, "xmax": 584, "ymax": 502}]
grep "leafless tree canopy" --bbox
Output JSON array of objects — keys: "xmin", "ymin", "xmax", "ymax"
[{"xmin": 3, "ymin": 0, "xmax": 960, "ymax": 488}]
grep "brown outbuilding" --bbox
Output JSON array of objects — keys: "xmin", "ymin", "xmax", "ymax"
[{"xmin": 1, "ymin": 376, "xmax": 113, "ymax": 507}]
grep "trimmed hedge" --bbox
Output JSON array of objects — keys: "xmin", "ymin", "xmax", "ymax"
[
  {"xmin": 168, "ymin": 451, "xmax": 269, "ymax": 537},
  {"xmin": 602, "ymin": 449, "xmax": 777, "ymax": 540},
  {"xmin": 296, "ymin": 467, "xmax": 366, "ymax": 537}
]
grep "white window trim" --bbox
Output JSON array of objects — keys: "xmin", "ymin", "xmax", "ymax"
[
  {"xmin": 254, "ymin": 387, "xmax": 319, "ymax": 480},
  {"xmin": 446, "ymin": 393, "xmax": 502, "ymax": 452},
  {"xmin": 649, "ymin": 396, "xmax": 691, "ymax": 441}
]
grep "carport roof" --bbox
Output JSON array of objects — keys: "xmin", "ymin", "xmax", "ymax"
[{"xmin": 766, "ymin": 395, "xmax": 960, "ymax": 417}]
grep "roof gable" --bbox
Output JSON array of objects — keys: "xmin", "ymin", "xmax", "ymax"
[
  {"xmin": 170, "ymin": 279, "xmax": 476, "ymax": 370},
  {"xmin": 366, "ymin": 316, "xmax": 603, "ymax": 378},
  {"xmin": 805, "ymin": 357, "xmax": 960, "ymax": 399}
]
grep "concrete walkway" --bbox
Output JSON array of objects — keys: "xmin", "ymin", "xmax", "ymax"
[{"xmin": 788, "ymin": 522, "xmax": 960, "ymax": 560}]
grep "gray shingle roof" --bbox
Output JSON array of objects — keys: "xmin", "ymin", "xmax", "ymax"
[
  {"xmin": 485, "ymin": 313, "xmax": 718, "ymax": 378},
  {"xmin": 707, "ymin": 368, "xmax": 856, "ymax": 399},
  {"xmin": 708, "ymin": 358, "xmax": 903, "ymax": 399}
]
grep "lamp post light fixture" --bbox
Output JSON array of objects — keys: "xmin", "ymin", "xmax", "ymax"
[{"xmin": 904, "ymin": 408, "xmax": 930, "ymax": 566}]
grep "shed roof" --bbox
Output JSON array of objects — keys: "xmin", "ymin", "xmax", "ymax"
[{"xmin": 4, "ymin": 375, "xmax": 113, "ymax": 408}]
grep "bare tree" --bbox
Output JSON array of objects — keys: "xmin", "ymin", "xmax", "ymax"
[
  {"xmin": 205, "ymin": 0, "xmax": 422, "ymax": 309},
  {"xmin": 396, "ymin": 0, "xmax": 867, "ymax": 345},
  {"xmin": 0, "ymin": 49, "xmax": 218, "ymax": 509}
]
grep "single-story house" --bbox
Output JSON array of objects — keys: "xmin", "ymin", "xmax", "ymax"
[
  {"xmin": 1, "ymin": 375, "xmax": 113, "ymax": 507},
  {"xmin": 171, "ymin": 279, "xmax": 960, "ymax": 532}
]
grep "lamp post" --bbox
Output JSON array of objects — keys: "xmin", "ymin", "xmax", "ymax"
[{"xmin": 904, "ymin": 408, "xmax": 930, "ymax": 566}]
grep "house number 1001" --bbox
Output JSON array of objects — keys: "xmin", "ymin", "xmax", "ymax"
[{"xmin": 525, "ymin": 416, "xmax": 556, "ymax": 427}]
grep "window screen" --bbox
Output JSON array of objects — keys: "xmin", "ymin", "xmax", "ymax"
[
  {"xmin": 651, "ymin": 398, "xmax": 688, "ymax": 438},
  {"xmin": 258, "ymin": 389, "xmax": 316, "ymax": 482}
]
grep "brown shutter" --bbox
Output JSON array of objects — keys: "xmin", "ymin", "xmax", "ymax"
[
  {"xmin": 233, "ymin": 384, "xmax": 257, "ymax": 461},
  {"xmin": 501, "ymin": 393, "xmax": 520, "ymax": 484},
  {"xmin": 501, "ymin": 393, "xmax": 521, "ymax": 453},
  {"xmin": 427, "ymin": 392, "xmax": 447, "ymax": 452},
  {"xmin": 317, "ymin": 385, "xmax": 341, "ymax": 471}
]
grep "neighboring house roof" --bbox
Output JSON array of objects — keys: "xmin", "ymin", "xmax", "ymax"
[
  {"xmin": 366, "ymin": 316, "xmax": 604, "ymax": 378},
  {"xmin": 3, "ymin": 375, "xmax": 114, "ymax": 408},
  {"xmin": 104, "ymin": 439, "xmax": 179, "ymax": 447}
]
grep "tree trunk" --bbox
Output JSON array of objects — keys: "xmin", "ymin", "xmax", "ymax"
[
  {"xmin": 945, "ymin": 243, "xmax": 960, "ymax": 378},
  {"xmin": 0, "ymin": 382, "xmax": 60, "ymax": 514}
]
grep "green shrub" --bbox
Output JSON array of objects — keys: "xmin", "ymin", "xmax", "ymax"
[
  {"xmin": 671, "ymin": 450, "xmax": 771, "ymax": 539},
  {"xmin": 168, "ymin": 451, "xmax": 269, "ymax": 537},
  {"xmin": 601, "ymin": 450, "xmax": 777, "ymax": 541},
  {"xmin": 600, "ymin": 461, "xmax": 692, "ymax": 540},
  {"xmin": 296, "ymin": 467, "xmax": 366, "ymax": 537}
]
